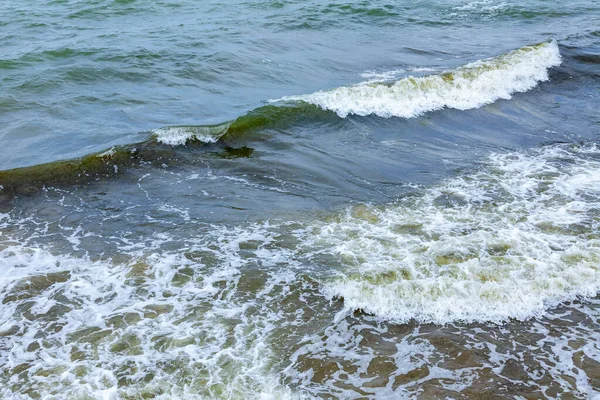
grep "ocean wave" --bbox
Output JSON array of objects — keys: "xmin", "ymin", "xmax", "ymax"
[
  {"xmin": 0, "ymin": 234, "xmax": 303, "ymax": 399},
  {"xmin": 0, "ymin": 41, "xmax": 565, "ymax": 192},
  {"xmin": 307, "ymin": 143, "xmax": 600, "ymax": 324},
  {"xmin": 276, "ymin": 40, "xmax": 561, "ymax": 118}
]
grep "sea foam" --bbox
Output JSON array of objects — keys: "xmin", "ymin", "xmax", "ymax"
[
  {"xmin": 307, "ymin": 144, "xmax": 600, "ymax": 324},
  {"xmin": 277, "ymin": 40, "xmax": 561, "ymax": 118},
  {"xmin": 0, "ymin": 233, "xmax": 301, "ymax": 399}
]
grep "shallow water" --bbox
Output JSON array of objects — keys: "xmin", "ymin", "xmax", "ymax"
[{"xmin": 1, "ymin": 0, "xmax": 600, "ymax": 398}]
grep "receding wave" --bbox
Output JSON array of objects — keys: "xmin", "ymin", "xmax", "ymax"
[
  {"xmin": 276, "ymin": 40, "xmax": 561, "ymax": 118},
  {"xmin": 307, "ymin": 143, "xmax": 600, "ymax": 324}
]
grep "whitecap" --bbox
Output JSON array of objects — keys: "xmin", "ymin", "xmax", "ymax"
[{"xmin": 276, "ymin": 40, "xmax": 561, "ymax": 118}]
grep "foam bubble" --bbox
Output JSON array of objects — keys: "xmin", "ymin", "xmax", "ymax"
[{"xmin": 277, "ymin": 40, "xmax": 561, "ymax": 118}]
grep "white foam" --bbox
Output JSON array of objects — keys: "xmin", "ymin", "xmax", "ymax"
[
  {"xmin": 307, "ymin": 144, "xmax": 600, "ymax": 324},
  {"xmin": 0, "ymin": 232, "xmax": 304, "ymax": 399},
  {"xmin": 153, "ymin": 123, "xmax": 231, "ymax": 146},
  {"xmin": 276, "ymin": 40, "xmax": 561, "ymax": 118}
]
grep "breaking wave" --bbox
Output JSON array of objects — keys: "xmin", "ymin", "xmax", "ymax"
[
  {"xmin": 0, "ymin": 41, "xmax": 564, "ymax": 195},
  {"xmin": 153, "ymin": 40, "xmax": 562, "ymax": 146},
  {"xmin": 277, "ymin": 40, "xmax": 561, "ymax": 118}
]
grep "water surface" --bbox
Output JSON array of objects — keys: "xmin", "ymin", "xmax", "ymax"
[{"xmin": 1, "ymin": 0, "xmax": 600, "ymax": 398}]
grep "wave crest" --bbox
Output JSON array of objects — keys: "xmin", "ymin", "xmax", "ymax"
[{"xmin": 277, "ymin": 40, "xmax": 561, "ymax": 118}]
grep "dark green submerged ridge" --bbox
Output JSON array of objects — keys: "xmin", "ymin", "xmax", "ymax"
[{"xmin": 0, "ymin": 103, "xmax": 332, "ymax": 196}]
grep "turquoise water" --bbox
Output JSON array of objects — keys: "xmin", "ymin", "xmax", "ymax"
[{"xmin": 1, "ymin": 1, "xmax": 600, "ymax": 398}]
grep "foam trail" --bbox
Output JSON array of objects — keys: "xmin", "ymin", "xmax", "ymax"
[{"xmin": 277, "ymin": 40, "xmax": 561, "ymax": 118}]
